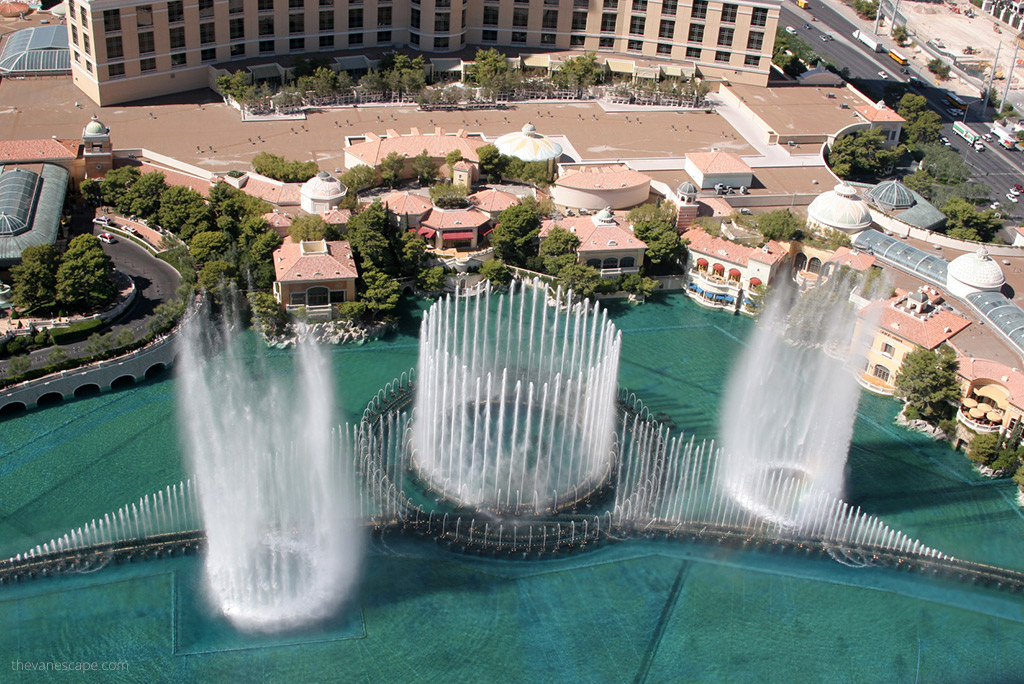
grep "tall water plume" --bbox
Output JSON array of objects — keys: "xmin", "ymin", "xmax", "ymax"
[
  {"xmin": 176, "ymin": 302, "xmax": 363, "ymax": 632},
  {"xmin": 719, "ymin": 267, "xmax": 884, "ymax": 530},
  {"xmin": 412, "ymin": 282, "xmax": 621, "ymax": 515}
]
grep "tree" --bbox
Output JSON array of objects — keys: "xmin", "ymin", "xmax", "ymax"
[
  {"xmin": 553, "ymin": 53, "xmax": 602, "ymax": 91},
  {"xmin": 251, "ymin": 152, "xmax": 319, "ymax": 183},
  {"xmin": 754, "ymin": 209, "xmax": 805, "ymax": 241},
  {"xmin": 445, "ymin": 149, "xmax": 463, "ymax": 176},
  {"xmin": 395, "ymin": 231, "xmax": 427, "ymax": 277},
  {"xmin": 480, "ymin": 258, "xmax": 512, "ymax": 287},
  {"xmin": 628, "ymin": 202, "xmax": 684, "ymax": 272},
  {"xmin": 348, "ymin": 200, "xmax": 397, "ymax": 273},
  {"xmin": 477, "ymin": 144, "xmax": 505, "ymax": 181},
  {"xmin": 429, "ymin": 182, "xmax": 469, "ymax": 208},
  {"xmin": 55, "ymin": 234, "xmax": 117, "ymax": 313},
  {"xmin": 557, "ymin": 263, "xmax": 602, "ymax": 297},
  {"xmin": 893, "ymin": 345, "xmax": 960, "ymax": 425},
  {"xmin": 7, "ymin": 354, "xmax": 30, "ymax": 378},
  {"xmin": 897, "ymin": 93, "xmax": 929, "ymax": 122},
  {"xmin": 491, "ymin": 199, "xmax": 541, "ymax": 266},
  {"xmin": 188, "ymin": 231, "xmax": 233, "ymax": 263},
  {"xmin": 774, "ymin": 52, "xmax": 807, "ymax": 79},
  {"xmin": 903, "ymin": 107, "xmax": 943, "ymax": 146},
  {"xmin": 411, "ymin": 149, "xmax": 438, "ymax": 185},
  {"xmin": 969, "ymin": 432, "xmax": 1001, "ymax": 467},
  {"xmin": 828, "ymin": 128, "xmax": 905, "ymax": 179},
  {"xmin": 124, "ymin": 171, "xmax": 167, "ymax": 220},
  {"xmin": 469, "ymin": 48, "xmax": 518, "ymax": 98},
  {"xmin": 11, "ymin": 244, "xmax": 60, "ymax": 312},
  {"xmin": 360, "ymin": 268, "xmax": 401, "ymax": 320},
  {"xmin": 99, "ymin": 167, "xmax": 140, "ymax": 213},
  {"xmin": 852, "ymin": 0, "xmax": 878, "ymax": 19},
  {"xmin": 157, "ymin": 185, "xmax": 214, "ymax": 238},
  {"xmin": 919, "ymin": 143, "xmax": 971, "ymax": 184},
  {"xmin": 417, "ymin": 266, "xmax": 447, "ymax": 293},
  {"xmin": 216, "ymin": 70, "xmax": 250, "ymax": 101},
  {"xmin": 620, "ymin": 272, "xmax": 658, "ymax": 298},
  {"xmin": 892, "ymin": 24, "xmax": 909, "ymax": 45},
  {"xmin": 248, "ymin": 291, "xmax": 286, "ymax": 335},
  {"xmin": 79, "ymin": 178, "xmax": 102, "ymax": 206},
  {"xmin": 341, "ymin": 165, "xmax": 378, "ymax": 193},
  {"xmin": 380, "ymin": 151, "xmax": 405, "ymax": 188},
  {"xmin": 941, "ymin": 197, "xmax": 1002, "ymax": 242},
  {"xmin": 288, "ymin": 214, "xmax": 333, "ymax": 243},
  {"xmin": 927, "ymin": 58, "xmax": 951, "ymax": 80},
  {"xmin": 902, "ymin": 169, "xmax": 934, "ymax": 198},
  {"xmin": 197, "ymin": 260, "xmax": 238, "ymax": 293},
  {"xmin": 539, "ymin": 225, "xmax": 580, "ymax": 275}
]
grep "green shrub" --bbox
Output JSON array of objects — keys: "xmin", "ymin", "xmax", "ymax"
[
  {"xmin": 5, "ymin": 337, "xmax": 24, "ymax": 356},
  {"xmin": 903, "ymin": 404, "xmax": 921, "ymax": 421},
  {"xmin": 49, "ymin": 318, "xmax": 106, "ymax": 345},
  {"xmin": 33, "ymin": 330, "xmax": 49, "ymax": 347}
]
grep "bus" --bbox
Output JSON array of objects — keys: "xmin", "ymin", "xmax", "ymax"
[
  {"xmin": 946, "ymin": 93, "xmax": 968, "ymax": 110},
  {"xmin": 888, "ymin": 49, "xmax": 908, "ymax": 66}
]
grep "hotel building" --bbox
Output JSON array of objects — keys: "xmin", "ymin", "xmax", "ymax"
[{"xmin": 65, "ymin": 0, "xmax": 781, "ymax": 105}]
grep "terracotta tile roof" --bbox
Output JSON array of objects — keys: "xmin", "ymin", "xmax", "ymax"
[
  {"xmin": 131, "ymin": 161, "xmax": 211, "ymax": 197},
  {"xmin": 827, "ymin": 246, "xmax": 876, "ymax": 271},
  {"xmin": 422, "ymin": 206, "xmax": 491, "ymax": 231},
  {"xmin": 321, "ymin": 208, "xmax": 352, "ymax": 225},
  {"xmin": 0, "ymin": 138, "xmax": 79, "ymax": 162},
  {"xmin": 957, "ymin": 357, "xmax": 1024, "ymax": 409},
  {"xmin": 273, "ymin": 239, "xmax": 358, "ymax": 282},
  {"xmin": 262, "ymin": 212, "xmax": 293, "ymax": 229},
  {"xmin": 854, "ymin": 104, "xmax": 905, "ymax": 123},
  {"xmin": 696, "ymin": 197, "xmax": 734, "ymax": 217},
  {"xmin": 453, "ymin": 160, "xmax": 474, "ymax": 171},
  {"xmin": 346, "ymin": 128, "xmax": 487, "ymax": 166},
  {"xmin": 555, "ymin": 164, "xmax": 652, "ymax": 190},
  {"xmin": 469, "ymin": 188, "xmax": 521, "ymax": 213},
  {"xmin": 381, "ymin": 190, "xmax": 433, "ymax": 216},
  {"xmin": 540, "ymin": 215, "xmax": 647, "ymax": 253},
  {"xmin": 686, "ymin": 151, "xmax": 752, "ymax": 175},
  {"xmin": 682, "ymin": 228, "xmax": 786, "ymax": 266},
  {"xmin": 861, "ymin": 296, "xmax": 971, "ymax": 350},
  {"xmin": 238, "ymin": 173, "xmax": 301, "ymax": 206}
]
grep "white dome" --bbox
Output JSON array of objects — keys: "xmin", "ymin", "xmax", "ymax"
[
  {"xmin": 300, "ymin": 171, "xmax": 346, "ymax": 201},
  {"xmin": 948, "ymin": 247, "xmax": 1005, "ymax": 293},
  {"xmin": 807, "ymin": 183, "xmax": 873, "ymax": 233},
  {"xmin": 494, "ymin": 123, "xmax": 563, "ymax": 162}
]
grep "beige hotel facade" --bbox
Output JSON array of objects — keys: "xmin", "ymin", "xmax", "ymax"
[{"xmin": 66, "ymin": 0, "xmax": 781, "ymax": 105}]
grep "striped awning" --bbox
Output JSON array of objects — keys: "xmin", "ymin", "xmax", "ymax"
[
  {"xmin": 443, "ymin": 230, "xmax": 475, "ymax": 240},
  {"xmin": 522, "ymin": 54, "xmax": 551, "ymax": 69},
  {"xmin": 606, "ymin": 59, "xmax": 635, "ymax": 75}
]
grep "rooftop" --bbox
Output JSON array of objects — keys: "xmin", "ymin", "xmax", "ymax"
[
  {"xmin": 862, "ymin": 293, "xmax": 972, "ymax": 350},
  {"xmin": 725, "ymin": 83, "xmax": 868, "ymax": 138},
  {"xmin": 273, "ymin": 239, "xmax": 358, "ymax": 283},
  {"xmin": 827, "ymin": 246, "xmax": 876, "ymax": 271},
  {"xmin": 957, "ymin": 357, "xmax": 1024, "ymax": 410},
  {"xmin": 380, "ymin": 190, "xmax": 433, "ymax": 216},
  {"xmin": 540, "ymin": 213, "xmax": 647, "ymax": 253},
  {"xmin": 422, "ymin": 206, "xmax": 491, "ymax": 231},
  {"xmin": 0, "ymin": 137, "xmax": 78, "ymax": 162},
  {"xmin": 0, "ymin": 25, "xmax": 69, "ymax": 76},
  {"xmin": 0, "ymin": 163, "xmax": 67, "ymax": 266},
  {"xmin": 555, "ymin": 165, "xmax": 652, "ymax": 191},
  {"xmin": 686, "ymin": 150, "xmax": 752, "ymax": 175},
  {"xmin": 345, "ymin": 127, "xmax": 487, "ymax": 167},
  {"xmin": 469, "ymin": 188, "xmax": 521, "ymax": 214},
  {"xmin": 682, "ymin": 227, "xmax": 787, "ymax": 266}
]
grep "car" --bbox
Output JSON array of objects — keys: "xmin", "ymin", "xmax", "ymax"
[
  {"xmin": 945, "ymin": 108, "xmax": 963, "ymax": 118},
  {"xmin": 1007, "ymin": 193, "xmax": 1019, "ymax": 203},
  {"xmin": 908, "ymin": 78, "xmax": 924, "ymax": 88},
  {"xmin": 1010, "ymin": 186, "xmax": 1021, "ymax": 196},
  {"xmin": 983, "ymin": 133, "xmax": 995, "ymax": 142},
  {"xmin": 878, "ymin": 71, "xmax": 889, "ymax": 79},
  {"xmin": 803, "ymin": 23, "xmax": 812, "ymax": 30},
  {"xmin": 819, "ymin": 33, "xmax": 834, "ymax": 42},
  {"xmin": 975, "ymin": 142, "xmax": 986, "ymax": 151},
  {"xmin": 939, "ymin": 136, "xmax": 951, "ymax": 146},
  {"xmin": 785, "ymin": 26, "xmax": 797, "ymax": 35},
  {"xmin": 97, "ymin": 232, "xmax": 116, "ymax": 243},
  {"xmin": 900, "ymin": 67, "xmax": 910, "ymax": 75}
]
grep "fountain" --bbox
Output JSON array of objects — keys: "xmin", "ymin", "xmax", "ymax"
[
  {"xmin": 175, "ymin": 307, "xmax": 363, "ymax": 632},
  {"xmin": 411, "ymin": 281, "xmax": 621, "ymax": 516}
]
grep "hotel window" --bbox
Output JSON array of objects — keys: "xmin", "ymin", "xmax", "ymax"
[
  {"xmin": 349, "ymin": 32, "xmax": 363, "ymax": 45},
  {"xmin": 378, "ymin": 6, "xmax": 391, "ymax": 26},
  {"xmin": 319, "ymin": 0, "xmax": 331, "ymax": 5},
  {"xmin": 603, "ymin": 0, "xmax": 616, "ymax": 7},
  {"xmin": 200, "ymin": 23, "xmax": 216, "ymax": 44},
  {"xmin": 542, "ymin": 33, "xmax": 556, "ymax": 44},
  {"xmin": 482, "ymin": 29, "xmax": 497, "ymax": 41},
  {"xmin": 545, "ymin": 0, "xmax": 558, "ymax": 6},
  {"xmin": 259, "ymin": 39, "xmax": 274, "ymax": 52},
  {"xmin": 108, "ymin": 62, "xmax": 126, "ymax": 78},
  {"xmin": 662, "ymin": 0, "xmax": 677, "ymax": 15},
  {"xmin": 80, "ymin": 7, "xmax": 88, "ymax": 27},
  {"xmin": 229, "ymin": 0, "xmax": 244, "ymax": 13},
  {"xmin": 230, "ymin": 17, "xmax": 244, "ymax": 39},
  {"xmin": 71, "ymin": 25, "xmax": 78, "ymax": 45},
  {"xmin": 743, "ymin": 54, "xmax": 759, "ymax": 66},
  {"xmin": 483, "ymin": 6, "xmax": 498, "ymax": 25},
  {"xmin": 140, "ymin": 57, "xmax": 156, "ymax": 71},
  {"xmin": 436, "ymin": 0, "xmax": 450, "ymax": 6},
  {"xmin": 349, "ymin": 7, "xmax": 362, "ymax": 28},
  {"xmin": 629, "ymin": 16, "xmax": 644, "ymax": 35},
  {"xmin": 68, "ymin": 0, "xmax": 74, "ymax": 16},
  {"xmin": 659, "ymin": 19, "xmax": 673, "ymax": 39},
  {"xmin": 259, "ymin": 16, "xmax": 274, "ymax": 35},
  {"xmin": 85, "ymin": 60, "xmax": 93, "ymax": 73},
  {"xmin": 632, "ymin": 0, "xmax": 646, "ymax": 11},
  {"xmin": 873, "ymin": 365, "xmax": 890, "ymax": 382},
  {"xmin": 289, "ymin": 0, "xmax": 303, "ymax": 7},
  {"xmin": 72, "ymin": 49, "xmax": 80, "ymax": 63},
  {"xmin": 103, "ymin": 9, "xmax": 121, "ymax": 32},
  {"xmin": 201, "ymin": 47, "xmax": 216, "ymax": 61},
  {"xmin": 570, "ymin": 34, "xmax": 585, "ymax": 46},
  {"xmin": 320, "ymin": 34, "xmax": 334, "ymax": 47},
  {"xmin": 572, "ymin": 11, "xmax": 586, "ymax": 29},
  {"xmin": 290, "ymin": 37, "xmax": 304, "ymax": 50},
  {"xmin": 435, "ymin": 36, "xmax": 449, "ymax": 49},
  {"xmin": 714, "ymin": 50, "xmax": 729, "ymax": 62},
  {"xmin": 574, "ymin": 0, "xmax": 588, "ymax": 6},
  {"xmin": 543, "ymin": 10, "xmax": 558, "ymax": 29},
  {"xmin": 230, "ymin": 43, "xmax": 245, "ymax": 56},
  {"xmin": 513, "ymin": 7, "xmax": 528, "ymax": 26},
  {"xmin": 511, "ymin": 31, "xmax": 526, "ymax": 43},
  {"xmin": 717, "ymin": 27, "xmax": 733, "ymax": 47},
  {"xmin": 601, "ymin": 13, "xmax": 616, "ymax": 32},
  {"xmin": 691, "ymin": 0, "xmax": 707, "ymax": 19},
  {"xmin": 137, "ymin": 5, "xmax": 153, "ymax": 26},
  {"xmin": 685, "ymin": 46, "xmax": 700, "ymax": 58},
  {"xmin": 687, "ymin": 23, "xmax": 703, "ymax": 42},
  {"xmin": 627, "ymin": 39, "xmax": 642, "ymax": 51},
  {"xmin": 171, "ymin": 53, "xmax": 186, "ymax": 68},
  {"xmin": 720, "ymin": 3, "xmax": 737, "ymax": 23},
  {"xmin": 746, "ymin": 31, "xmax": 762, "ymax": 51},
  {"xmin": 410, "ymin": 8, "xmax": 419, "ymax": 28},
  {"xmin": 138, "ymin": 31, "xmax": 155, "ymax": 54},
  {"xmin": 258, "ymin": 0, "xmax": 273, "ymax": 9},
  {"xmin": 169, "ymin": 27, "xmax": 185, "ymax": 50},
  {"xmin": 514, "ymin": 0, "xmax": 527, "ymax": 4},
  {"xmin": 599, "ymin": 36, "xmax": 614, "ymax": 48},
  {"xmin": 320, "ymin": 11, "xmax": 333, "ymax": 30},
  {"xmin": 167, "ymin": 1, "xmax": 184, "ymax": 23},
  {"xmin": 377, "ymin": 29, "xmax": 391, "ymax": 42},
  {"xmin": 435, "ymin": 12, "xmax": 450, "ymax": 32},
  {"xmin": 751, "ymin": 7, "xmax": 768, "ymax": 26},
  {"xmin": 290, "ymin": 13, "xmax": 304, "ymax": 33},
  {"xmin": 83, "ymin": 34, "xmax": 90, "ymax": 54},
  {"xmin": 105, "ymin": 35, "xmax": 123, "ymax": 60},
  {"xmin": 199, "ymin": 0, "xmax": 214, "ymax": 18},
  {"xmin": 657, "ymin": 42, "xmax": 671, "ymax": 54},
  {"xmin": 881, "ymin": 342, "xmax": 895, "ymax": 357}
]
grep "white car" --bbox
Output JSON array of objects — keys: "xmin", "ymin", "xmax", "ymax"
[
  {"xmin": 820, "ymin": 34, "xmax": 834, "ymax": 42},
  {"xmin": 946, "ymin": 108, "xmax": 963, "ymax": 118},
  {"xmin": 974, "ymin": 141, "xmax": 985, "ymax": 151},
  {"xmin": 1010, "ymin": 186, "xmax": 1021, "ymax": 196},
  {"xmin": 785, "ymin": 26, "xmax": 797, "ymax": 35},
  {"xmin": 878, "ymin": 71, "xmax": 889, "ymax": 79},
  {"xmin": 97, "ymin": 232, "xmax": 116, "ymax": 243},
  {"xmin": 982, "ymin": 133, "xmax": 994, "ymax": 142},
  {"xmin": 1007, "ymin": 193, "xmax": 1019, "ymax": 203},
  {"xmin": 939, "ymin": 136, "xmax": 951, "ymax": 146}
]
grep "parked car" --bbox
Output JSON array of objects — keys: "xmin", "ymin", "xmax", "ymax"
[
  {"xmin": 1009, "ymin": 186, "xmax": 1021, "ymax": 196},
  {"xmin": 1007, "ymin": 193, "xmax": 1019, "ymax": 203},
  {"xmin": 785, "ymin": 26, "xmax": 797, "ymax": 35},
  {"xmin": 97, "ymin": 232, "xmax": 116, "ymax": 243},
  {"xmin": 1014, "ymin": 183, "xmax": 1024, "ymax": 193},
  {"xmin": 900, "ymin": 67, "xmax": 910, "ymax": 75}
]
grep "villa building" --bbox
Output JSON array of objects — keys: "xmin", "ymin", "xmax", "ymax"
[
  {"xmin": 344, "ymin": 128, "xmax": 485, "ymax": 183},
  {"xmin": 64, "ymin": 0, "xmax": 781, "ymax": 106},
  {"xmin": 271, "ymin": 238, "xmax": 358, "ymax": 318},
  {"xmin": 417, "ymin": 205, "xmax": 491, "ymax": 250},
  {"xmin": 539, "ymin": 208, "xmax": 647, "ymax": 277},
  {"xmin": 855, "ymin": 288, "xmax": 972, "ymax": 394},
  {"xmin": 681, "ymin": 226, "xmax": 786, "ymax": 312},
  {"xmin": 381, "ymin": 190, "xmax": 433, "ymax": 229},
  {"xmin": 955, "ymin": 357, "xmax": 1024, "ymax": 442},
  {"xmin": 469, "ymin": 187, "xmax": 521, "ymax": 219}
]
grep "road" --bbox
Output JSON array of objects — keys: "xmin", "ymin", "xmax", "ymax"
[{"xmin": 781, "ymin": 2, "xmax": 1024, "ymax": 217}]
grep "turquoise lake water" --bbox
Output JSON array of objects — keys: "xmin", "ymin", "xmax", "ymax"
[{"xmin": 2, "ymin": 293, "xmax": 1024, "ymax": 683}]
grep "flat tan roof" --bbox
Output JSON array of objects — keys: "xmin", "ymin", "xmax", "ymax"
[{"xmin": 727, "ymin": 84, "xmax": 869, "ymax": 138}]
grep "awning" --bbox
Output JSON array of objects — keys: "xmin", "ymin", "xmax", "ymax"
[
  {"xmin": 749, "ymin": 277, "xmax": 762, "ymax": 287},
  {"xmin": 696, "ymin": 258, "xmax": 709, "ymax": 267},
  {"xmin": 660, "ymin": 63, "xmax": 695, "ymax": 78},
  {"xmin": 482, "ymin": 227, "xmax": 493, "ymax": 236},
  {"xmin": 975, "ymin": 384, "xmax": 1009, "ymax": 404},
  {"xmin": 416, "ymin": 226, "xmax": 437, "ymax": 238},
  {"xmin": 606, "ymin": 59, "xmax": 635, "ymax": 75},
  {"xmin": 962, "ymin": 397, "xmax": 978, "ymax": 408},
  {"xmin": 522, "ymin": 54, "xmax": 551, "ymax": 69},
  {"xmin": 248, "ymin": 63, "xmax": 285, "ymax": 80},
  {"xmin": 635, "ymin": 66, "xmax": 661, "ymax": 80},
  {"xmin": 443, "ymin": 230, "xmax": 475, "ymax": 240},
  {"xmin": 335, "ymin": 55, "xmax": 372, "ymax": 71},
  {"xmin": 430, "ymin": 58, "xmax": 463, "ymax": 73},
  {"xmin": 712, "ymin": 263, "xmax": 724, "ymax": 272},
  {"xmin": 729, "ymin": 268, "xmax": 741, "ymax": 277}
]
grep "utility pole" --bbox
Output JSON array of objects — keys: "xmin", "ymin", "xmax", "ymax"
[
  {"xmin": 873, "ymin": 0, "xmax": 884, "ymax": 35},
  {"xmin": 982, "ymin": 41, "xmax": 1002, "ymax": 115},
  {"xmin": 1002, "ymin": 39, "xmax": 1021, "ymax": 115}
]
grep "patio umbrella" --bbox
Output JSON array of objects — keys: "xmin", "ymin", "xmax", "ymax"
[
  {"xmin": 988, "ymin": 411, "xmax": 1003, "ymax": 423},
  {"xmin": 962, "ymin": 397, "xmax": 978, "ymax": 408},
  {"xmin": 978, "ymin": 403, "xmax": 993, "ymax": 413},
  {"xmin": 969, "ymin": 407, "xmax": 984, "ymax": 419}
]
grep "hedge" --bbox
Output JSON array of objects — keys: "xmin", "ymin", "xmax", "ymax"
[{"xmin": 49, "ymin": 318, "xmax": 106, "ymax": 345}]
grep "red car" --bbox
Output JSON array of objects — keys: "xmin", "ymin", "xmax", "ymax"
[
  {"xmin": 98, "ymin": 232, "xmax": 116, "ymax": 244},
  {"xmin": 1015, "ymin": 183, "xmax": 1024, "ymax": 194}
]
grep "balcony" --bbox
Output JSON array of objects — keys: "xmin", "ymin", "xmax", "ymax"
[
  {"xmin": 957, "ymin": 402, "xmax": 1003, "ymax": 434},
  {"xmin": 690, "ymin": 268, "xmax": 741, "ymax": 294},
  {"xmin": 286, "ymin": 304, "xmax": 334, "ymax": 320}
]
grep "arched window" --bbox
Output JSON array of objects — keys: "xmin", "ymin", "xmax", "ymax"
[
  {"xmin": 872, "ymin": 365, "xmax": 890, "ymax": 383},
  {"xmin": 586, "ymin": 258, "xmax": 601, "ymax": 268},
  {"xmin": 794, "ymin": 253, "xmax": 808, "ymax": 272},
  {"xmin": 306, "ymin": 286, "xmax": 329, "ymax": 306},
  {"xmin": 602, "ymin": 257, "xmax": 619, "ymax": 269},
  {"xmin": 620, "ymin": 256, "xmax": 635, "ymax": 268},
  {"xmin": 807, "ymin": 257, "xmax": 822, "ymax": 275}
]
